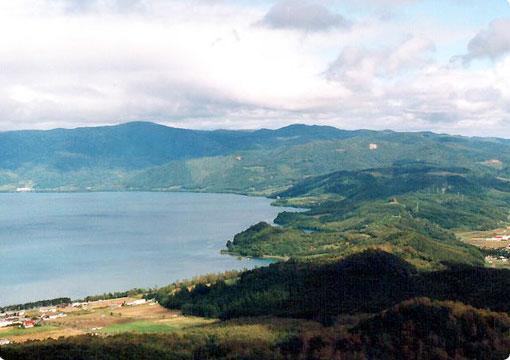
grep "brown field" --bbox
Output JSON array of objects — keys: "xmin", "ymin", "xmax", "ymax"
[
  {"xmin": 110, "ymin": 303, "xmax": 178, "ymax": 318},
  {"xmin": 464, "ymin": 240, "xmax": 510, "ymax": 249},
  {"xmin": 9, "ymin": 328, "xmax": 85, "ymax": 343},
  {"xmin": 85, "ymin": 297, "xmax": 134, "ymax": 309}
]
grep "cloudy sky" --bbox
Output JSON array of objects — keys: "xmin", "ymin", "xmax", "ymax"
[{"xmin": 1, "ymin": 0, "xmax": 510, "ymax": 136}]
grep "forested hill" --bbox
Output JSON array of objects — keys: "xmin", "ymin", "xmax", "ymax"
[
  {"xmin": 2, "ymin": 122, "xmax": 510, "ymax": 192},
  {"xmin": 276, "ymin": 165, "xmax": 510, "ymax": 200},
  {"xmin": 225, "ymin": 164, "xmax": 510, "ymax": 269},
  {"xmin": 0, "ymin": 122, "xmax": 354, "ymax": 170}
]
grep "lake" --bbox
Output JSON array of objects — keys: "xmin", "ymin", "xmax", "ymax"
[{"xmin": 0, "ymin": 192, "xmax": 296, "ymax": 306}]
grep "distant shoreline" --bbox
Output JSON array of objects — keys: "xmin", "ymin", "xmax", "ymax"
[
  {"xmin": 220, "ymin": 250, "xmax": 289, "ymax": 262},
  {"xmin": 0, "ymin": 188, "xmax": 270, "ymax": 198}
]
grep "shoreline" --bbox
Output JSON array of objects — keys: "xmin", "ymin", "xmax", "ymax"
[
  {"xmin": 220, "ymin": 250, "xmax": 289, "ymax": 262},
  {"xmin": 0, "ymin": 188, "xmax": 275, "ymax": 198}
]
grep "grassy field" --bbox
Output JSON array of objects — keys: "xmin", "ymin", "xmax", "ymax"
[
  {"xmin": 99, "ymin": 321, "xmax": 181, "ymax": 334},
  {"xmin": 99, "ymin": 316, "xmax": 215, "ymax": 334},
  {"xmin": 0, "ymin": 325, "xmax": 59, "ymax": 338}
]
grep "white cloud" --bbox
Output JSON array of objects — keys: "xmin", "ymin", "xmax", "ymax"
[
  {"xmin": 463, "ymin": 18, "xmax": 510, "ymax": 62},
  {"xmin": 325, "ymin": 35, "xmax": 435, "ymax": 89}
]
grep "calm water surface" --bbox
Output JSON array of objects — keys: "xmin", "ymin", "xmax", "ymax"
[{"xmin": 0, "ymin": 192, "xmax": 296, "ymax": 305}]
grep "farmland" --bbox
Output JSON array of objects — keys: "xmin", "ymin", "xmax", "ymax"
[{"xmin": 0, "ymin": 298, "xmax": 213, "ymax": 344}]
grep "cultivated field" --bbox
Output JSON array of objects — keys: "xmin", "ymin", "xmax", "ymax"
[{"xmin": 0, "ymin": 298, "xmax": 215, "ymax": 343}]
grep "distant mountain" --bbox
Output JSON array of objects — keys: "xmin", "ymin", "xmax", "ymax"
[
  {"xmin": 1, "ymin": 121, "xmax": 510, "ymax": 192},
  {"xmin": 0, "ymin": 122, "xmax": 355, "ymax": 171}
]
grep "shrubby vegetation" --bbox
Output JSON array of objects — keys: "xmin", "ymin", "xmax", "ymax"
[{"xmin": 76, "ymin": 289, "xmax": 147, "ymax": 303}]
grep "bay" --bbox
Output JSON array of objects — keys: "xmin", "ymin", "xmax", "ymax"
[{"xmin": 0, "ymin": 192, "xmax": 295, "ymax": 306}]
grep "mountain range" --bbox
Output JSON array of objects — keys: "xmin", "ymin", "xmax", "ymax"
[{"xmin": 1, "ymin": 121, "xmax": 510, "ymax": 193}]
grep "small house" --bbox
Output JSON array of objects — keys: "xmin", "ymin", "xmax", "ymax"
[{"xmin": 23, "ymin": 319, "xmax": 35, "ymax": 328}]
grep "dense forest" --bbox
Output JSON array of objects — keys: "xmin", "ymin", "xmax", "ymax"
[{"xmin": 146, "ymin": 250, "xmax": 510, "ymax": 322}]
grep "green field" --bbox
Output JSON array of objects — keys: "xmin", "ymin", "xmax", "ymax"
[
  {"xmin": 99, "ymin": 321, "xmax": 179, "ymax": 334},
  {"xmin": 0, "ymin": 325, "xmax": 59, "ymax": 338},
  {"xmin": 100, "ymin": 318, "xmax": 215, "ymax": 334}
]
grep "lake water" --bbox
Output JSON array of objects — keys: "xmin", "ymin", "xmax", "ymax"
[{"xmin": 0, "ymin": 192, "xmax": 295, "ymax": 306}]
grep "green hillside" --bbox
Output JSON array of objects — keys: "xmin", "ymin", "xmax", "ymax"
[
  {"xmin": 220, "ymin": 164, "xmax": 510, "ymax": 269},
  {"xmin": 125, "ymin": 132, "xmax": 510, "ymax": 194},
  {"xmin": 1, "ymin": 122, "xmax": 510, "ymax": 192}
]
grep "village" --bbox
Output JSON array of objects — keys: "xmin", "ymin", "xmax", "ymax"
[
  {"xmin": 458, "ymin": 226, "xmax": 510, "ymax": 248},
  {"xmin": 485, "ymin": 254, "xmax": 510, "ymax": 265},
  {"xmin": 0, "ymin": 297, "xmax": 184, "ymax": 345}
]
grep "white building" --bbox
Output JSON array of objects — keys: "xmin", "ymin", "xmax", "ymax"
[
  {"xmin": 16, "ymin": 186, "xmax": 33, "ymax": 192},
  {"xmin": 0, "ymin": 321, "xmax": 12, "ymax": 328},
  {"xmin": 486, "ymin": 235, "xmax": 510, "ymax": 241},
  {"xmin": 125, "ymin": 299, "xmax": 147, "ymax": 306}
]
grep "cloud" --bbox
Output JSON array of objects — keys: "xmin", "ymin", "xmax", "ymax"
[
  {"xmin": 325, "ymin": 35, "xmax": 435, "ymax": 89},
  {"xmin": 60, "ymin": 0, "xmax": 146, "ymax": 13},
  {"xmin": 464, "ymin": 87, "xmax": 502, "ymax": 103},
  {"xmin": 258, "ymin": 0, "xmax": 351, "ymax": 32},
  {"xmin": 0, "ymin": 0, "xmax": 507, "ymax": 138},
  {"xmin": 463, "ymin": 18, "xmax": 510, "ymax": 62}
]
